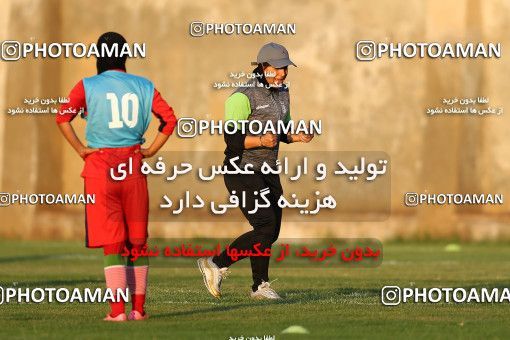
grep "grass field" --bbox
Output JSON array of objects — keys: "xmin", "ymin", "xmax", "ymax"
[{"xmin": 1, "ymin": 240, "xmax": 510, "ymax": 339}]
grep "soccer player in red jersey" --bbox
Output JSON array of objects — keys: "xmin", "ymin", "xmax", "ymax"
[{"xmin": 56, "ymin": 32, "xmax": 177, "ymax": 321}]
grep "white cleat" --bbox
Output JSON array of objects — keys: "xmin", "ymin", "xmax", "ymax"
[
  {"xmin": 128, "ymin": 310, "xmax": 148, "ymax": 321},
  {"xmin": 197, "ymin": 257, "xmax": 229, "ymax": 298},
  {"xmin": 250, "ymin": 281, "xmax": 282, "ymax": 300}
]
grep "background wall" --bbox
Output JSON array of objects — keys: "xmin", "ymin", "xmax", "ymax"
[{"xmin": 0, "ymin": 0, "xmax": 509, "ymax": 241}]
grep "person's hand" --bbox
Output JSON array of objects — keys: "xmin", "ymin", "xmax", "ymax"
[
  {"xmin": 136, "ymin": 148, "xmax": 155, "ymax": 158},
  {"xmin": 78, "ymin": 146, "xmax": 98, "ymax": 160},
  {"xmin": 260, "ymin": 133, "xmax": 278, "ymax": 148},
  {"xmin": 297, "ymin": 132, "xmax": 314, "ymax": 143}
]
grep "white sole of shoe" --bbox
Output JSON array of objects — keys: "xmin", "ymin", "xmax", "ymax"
[{"xmin": 250, "ymin": 292, "xmax": 282, "ymax": 300}]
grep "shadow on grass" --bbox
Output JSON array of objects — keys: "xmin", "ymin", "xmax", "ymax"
[
  {"xmin": 0, "ymin": 278, "xmax": 104, "ymax": 288},
  {"xmin": 0, "ymin": 253, "xmax": 96, "ymax": 264},
  {"xmin": 151, "ymin": 287, "xmax": 381, "ymax": 319}
]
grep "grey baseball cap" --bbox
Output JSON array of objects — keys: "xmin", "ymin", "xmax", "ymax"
[{"xmin": 252, "ymin": 42, "xmax": 297, "ymax": 68}]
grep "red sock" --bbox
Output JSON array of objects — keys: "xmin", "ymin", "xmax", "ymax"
[
  {"xmin": 127, "ymin": 243, "xmax": 148, "ymax": 315},
  {"xmin": 104, "ymin": 242, "xmax": 127, "ymax": 317},
  {"xmin": 109, "ymin": 301, "xmax": 125, "ymax": 317},
  {"xmin": 132, "ymin": 294, "xmax": 146, "ymax": 314}
]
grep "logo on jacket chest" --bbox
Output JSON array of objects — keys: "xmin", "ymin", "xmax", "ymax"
[{"xmin": 254, "ymin": 100, "xmax": 288, "ymax": 118}]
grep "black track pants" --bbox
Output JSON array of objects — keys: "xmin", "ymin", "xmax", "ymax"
[{"xmin": 213, "ymin": 172, "xmax": 283, "ymax": 292}]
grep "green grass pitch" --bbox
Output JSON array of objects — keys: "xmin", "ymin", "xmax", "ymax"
[{"xmin": 1, "ymin": 240, "xmax": 510, "ymax": 339}]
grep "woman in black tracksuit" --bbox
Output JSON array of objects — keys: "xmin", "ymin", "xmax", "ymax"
[{"xmin": 206, "ymin": 43, "xmax": 313, "ymax": 298}]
